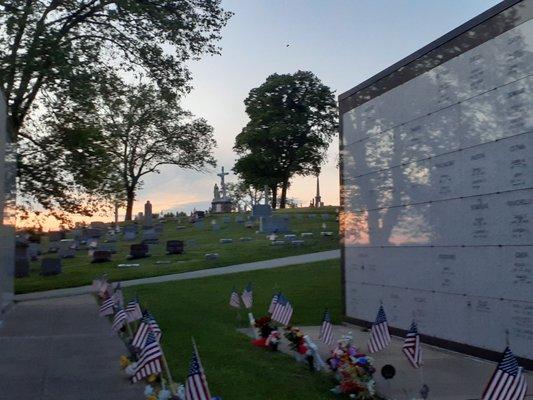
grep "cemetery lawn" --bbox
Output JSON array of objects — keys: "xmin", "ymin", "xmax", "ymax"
[
  {"xmin": 16, "ymin": 207, "xmax": 339, "ymax": 294},
  {"xmin": 124, "ymin": 259, "xmax": 343, "ymax": 400}
]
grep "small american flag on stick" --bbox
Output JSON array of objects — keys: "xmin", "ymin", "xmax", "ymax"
[
  {"xmin": 148, "ymin": 312, "xmax": 162, "ymax": 341},
  {"xmin": 113, "ymin": 282, "xmax": 124, "ymax": 307},
  {"xmin": 268, "ymin": 292, "xmax": 279, "ymax": 314},
  {"xmin": 111, "ymin": 307, "xmax": 127, "ymax": 333},
  {"xmin": 271, "ymin": 293, "xmax": 293, "ymax": 326},
  {"xmin": 241, "ymin": 283, "xmax": 253, "ymax": 309},
  {"xmin": 132, "ymin": 312, "xmax": 153, "ymax": 350},
  {"xmin": 229, "ymin": 288, "xmax": 241, "ymax": 308},
  {"xmin": 99, "ymin": 297, "xmax": 115, "ymax": 317},
  {"xmin": 131, "ymin": 331, "xmax": 163, "ymax": 383},
  {"xmin": 402, "ymin": 320, "xmax": 421, "ymax": 368},
  {"xmin": 125, "ymin": 299, "xmax": 143, "ymax": 322},
  {"xmin": 481, "ymin": 346, "xmax": 527, "ymax": 400},
  {"xmin": 185, "ymin": 340, "xmax": 212, "ymax": 400},
  {"xmin": 368, "ymin": 304, "xmax": 391, "ymax": 353},
  {"xmin": 319, "ymin": 309, "xmax": 334, "ymax": 346}
]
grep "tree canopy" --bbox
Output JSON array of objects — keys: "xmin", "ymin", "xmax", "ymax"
[
  {"xmin": 233, "ymin": 70, "xmax": 338, "ymax": 208},
  {"xmin": 0, "ymin": 0, "xmax": 231, "ymax": 217}
]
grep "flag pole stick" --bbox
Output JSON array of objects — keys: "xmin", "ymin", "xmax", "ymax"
[
  {"xmin": 160, "ymin": 350, "xmax": 177, "ymax": 396},
  {"xmin": 125, "ymin": 321, "xmax": 134, "ymax": 338}
]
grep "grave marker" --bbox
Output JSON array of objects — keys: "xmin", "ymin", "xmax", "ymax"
[{"xmin": 41, "ymin": 258, "xmax": 62, "ymax": 276}]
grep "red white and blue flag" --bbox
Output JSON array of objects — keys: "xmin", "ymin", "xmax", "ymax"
[
  {"xmin": 271, "ymin": 293, "xmax": 293, "ymax": 326},
  {"xmin": 125, "ymin": 299, "xmax": 143, "ymax": 322},
  {"xmin": 111, "ymin": 307, "xmax": 127, "ymax": 333},
  {"xmin": 131, "ymin": 331, "xmax": 163, "ymax": 383},
  {"xmin": 482, "ymin": 346, "xmax": 527, "ymax": 400},
  {"xmin": 132, "ymin": 311, "xmax": 160, "ymax": 350},
  {"xmin": 148, "ymin": 312, "xmax": 162, "ymax": 341},
  {"xmin": 319, "ymin": 309, "xmax": 334, "ymax": 346},
  {"xmin": 113, "ymin": 282, "xmax": 124, "ymax": 307},
  {"xmin": 402, "ymin": 320, "xmax": 421, "ymax": 368},
  {"xmin": 99, "ymin": 297, "xmax": 115, "ymax": 317},
  {"xmin": 241, "ymin": 283, "xmax": 253, "ymax": 309},
  {"xmin": 229, "ymin": 288, "xmax": 241, "ymax": 308},
  {"xmin": 185, "ymin": 343, "xmax": 212, "ymax": 400},
  {"xmin": 268, "ymin": 293, "xmax": 279, "ymax": 314},
  {"xmin": 368, "ymin": 305, "xmax": 391, "ymax": 353}
]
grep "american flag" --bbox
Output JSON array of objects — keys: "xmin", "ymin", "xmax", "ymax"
[
  {"xmin": 319, "ymin": 309, "xmax": 334, "ymax": 346},
  {"xmin": 185, "ymin": 343, "xmax": 212, "ymax": 400},
  {"xmin": 241, "ymin": 283, "xmax": 253, "ymax": 309},
  {"xmin": 268, "ymin": 292, "xmax": 279, "ymax": 314},
  {"xmin": 113, "ymin": 282, "xmax": 124, "ymax": 307},
  {"xmin": 368, "ymin": 305, "xmax": 391, "ymax": 353},
  {"xmin": 402, "ymin": 320, "xmax": 421, "ymax": 368},
  {"xmin": 271, "ymin": 293, "xmax": 293, "ymax": 326},
  {"xmin": 132, "ymin": 312, "xmax": 150, "ymax": 349},
  {"xmin": 482, "ymin": 347, "xmax": 528, "ymax": 400},
  {"xmin": 229, "ymin": 288, "xmax": 241, "ymax": 308},
  {"xmin": 131, "ymin": 332, "xmax": 163, "ymax": 383},
  {"xmin": 99, "ymin": 297, "xmax": 115, "ymax": 317},
  {"xmin": 148, "ymin": 312, "xmax": 162, "ymax": 341},
  {"xmin": 125, "ymin": 299, "xmax": 143, "ymax": 322},
  {"xmin": 112, "ymin": 307, "xmax": 127, "ymax": 333}
]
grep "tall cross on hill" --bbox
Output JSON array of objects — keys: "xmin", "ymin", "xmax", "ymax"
[{"xmin": 217, "ymin": 166, "xmax": 229, "ymax": 199}]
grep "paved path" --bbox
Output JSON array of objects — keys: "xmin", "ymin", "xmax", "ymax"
[
  {"xmin": 0, "ymin": 295, "xmax": 142, "ymax": 400},
  {"xmin": 15, "ymin": 250, "xmax": 340, "ymax": 302},
  {"xmin": 240, "ymin": 324, "xmax": 532, "ymax": 400}
]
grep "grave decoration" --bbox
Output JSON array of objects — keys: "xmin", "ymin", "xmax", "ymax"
[
  {"xmin": 284, "ymin": 327, "xmax": 315, "ymax": 370},
  {"xmin": 251, "ymin": 316, "xmax": 280, "ymax": 351},
  {"xmin": 327, "ymin": 332, "xmax": 376, "ymax": 398}
]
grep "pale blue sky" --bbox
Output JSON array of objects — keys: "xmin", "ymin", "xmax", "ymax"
[{"xmin": 133, "ymin": 0, "xmax": 501, "ymax": 216}]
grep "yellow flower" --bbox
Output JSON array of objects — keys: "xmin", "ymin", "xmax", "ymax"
[
  {"xmin": 147, "ymin": 395, "xmax": 157, "ymax": 400},
  {"xmin": 147, "ymin": 374, "xmax": 157, "ymax": 383},
  {"xmin": 120, "ymin": 355, "xmax": 131, "ymax": 369}
]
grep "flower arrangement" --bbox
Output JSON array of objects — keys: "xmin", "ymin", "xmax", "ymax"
[
  {"xmin": 327, "ymin": 333, "xmax": 376, "ymax": 399},
  {"xmin": 251, "ymin": 316, "xmax": 279, "ymax": 351},
  {"xmin": 284, "ymin": 327, "xmax": 315, "ymax": 371}
]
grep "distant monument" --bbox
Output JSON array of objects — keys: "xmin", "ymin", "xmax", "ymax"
[
  {"xmin": 144, "ymin": 201, "xmax": 153, "ymax": 226},
  {"xmin": 211, "ymin": 166, "xmax": 232, "ymax": 213},
  {"xmin": 311, "ymin": 175, "xmax": 324, "ymax": 208}
]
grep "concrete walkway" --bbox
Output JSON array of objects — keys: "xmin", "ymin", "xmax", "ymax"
[
  {"xmin": 0, "ymin": 295, "xmax": 141, "ymax": 400},
  {"xmin": 15, "ymin": 250, "xmax": 340, "ymax": 302},
  {"xmin": 241, "ymin": 324, "xmax": 532, "ymax": 400}
]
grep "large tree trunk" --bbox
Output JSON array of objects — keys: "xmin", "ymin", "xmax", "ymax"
[
  {"xmin": 279, "ymin": 179, "xmax": 289, "ymax": 209},
  {"xmin": 270, "ymin": 185, "xmax": 278, "ymax": 209},
  {"xmin": 125, "ymin": 189, "xmax": 135, "ymax": 221}
]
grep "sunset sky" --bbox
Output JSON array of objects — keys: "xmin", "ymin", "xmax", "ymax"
[{"xmin": 34, "ymin": 0, "xmax": 500, "ymax": 228}]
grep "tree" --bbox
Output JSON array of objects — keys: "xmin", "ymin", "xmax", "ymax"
[
  {"xmin": 0, "ymin": 0, "xmax": 231, "ymax": 215},
  {"xmin": 226, "ymin": 180, "xmax": 265, "ymax": 212},
  {"xmin": 50, "ymin": 80, "xmax": 217, "ymax": 220},
  {"xmin": 233, "ymin": 70, "xmax": 337, "ymax": 209}
]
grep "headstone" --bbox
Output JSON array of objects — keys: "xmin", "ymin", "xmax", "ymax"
[
  {"xmin": 128, "ymin": 244, "xmax": 150, "ymax": 259},
  {"xmin": 308, "ymin": 214, "xmax": 316, "ymax": 219},
  {"xmin": 212, "ymin": 223, "xmax": 220, "ymax": 232},
  {"xmin": 154, "ymin": 224, "xmax": 164, "ymax": 234},
  {"xmin": 48, "ymin": 232, "xmax": 62, "ymax": 253},
  {"xmin": 222, "ymin": 216, "xmax": 231, "ymax": 224},
  {"xmin": 58, "ymin": 239, "xmax": 76, "ymax": 258},
  {"xmin": 87, "ymin": 239, "xmax": 99, "ymax": 249},
  {"xmin": 166, "ymin": 240, "xmax": 184, "ymax": 255},
  {"xmin": 320, "ymin": 231, "xmax": 333, "ymax": 237},
  {"xmin": 90, "ymin": 221, "xmax": 106, "ymax": 229},
  {"xmin": 291, "ymin": 240, "xmax": 305, "ymax": 246},
  {"xmin": 186, "ymin": 239, "xmax": 198, "ymax": 248},
  {"xmin": 144, "ymin": 200, "xmax": 153, "ymax": 226},
  {"xmin": 194, "ymin": 221, "xmax": 204, "ymax": 230},
  {"xmin": 15, "ymin": 241, "xmax": 30, "ymax": 278},
  {"xmin": 321, "ymin": 214, "xmax": 330, "ymax": 220},
  {"xmin": 123, "ymin": 225, "xmax": 137, "ymax": 241},
  {"xmin": 98, "ymin": 243, "xmax": 117, "ymax": 254},
  {"xmin": 240, "ymin": 237, "xmax": 253, "ymax": 242},
  {"xmin": 86, "ymin": 228, "xmax": 104, "ymax": 238},
  {"xmin": 284, "ymin": 234, "xmax": 297, "ymax": 240},
  {"xmin": 271, "ymin": 240, "xmax": 286, "ymax": 246},
  {"xmin": 176, "ymin": 225, "xmax": 186, "ymax": 230},
  {"xmin": 142, "ymin": 228, "xmax": 159, "ymax": 242},
  {"xmin": 28, "ymin": 243, "xmax": 41, "ymax": 260},
  {"xmin": 301, "ymin": 232, "xmax": 314, "ymax": 238},
  {"xmin": 118, "ymin": 263, "xmax": 140, "ymax": 268},
  {"xmin": 244, "ymin": 221, "xmax": 254, "ymax": 229},
  {"xmin": 251, "ymin": 204, "xmax": 272, "ymax": 220},
  {"xmin": 41, "ymin": 258, "xmax": 62, "ymax": 276},
  {"xmin": 259, "ymin": 216, "xmax": 290, "ymax": 234},
  {"xmin": 205, "ymin": 253, "xmax": 219, "ymax": 260},
  {"xmin": 219, "ymin": 238, "xmax": 233, "ymax": 244},
  {"xmin": 235, "ymin": 215, "xmax": 245, "ymax": 223},
  {"xmin": 91, "ymin": 250, "xmax": 112, "ymax": 263}
]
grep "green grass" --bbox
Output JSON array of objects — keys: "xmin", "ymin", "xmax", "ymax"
[
  {"xmin": 124, "ymin": 259, "xmax": 342, "ymax": 399},
  {"xmin": 16, "ymin": 207, "xmax": 339, "ymax": 294}
]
